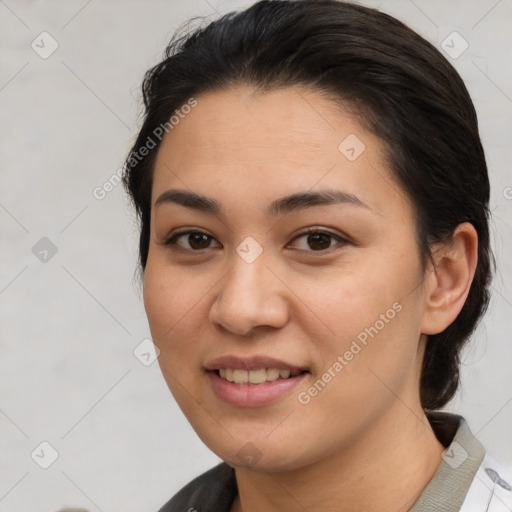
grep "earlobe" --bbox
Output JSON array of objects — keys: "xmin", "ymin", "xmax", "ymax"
[{"xmin": 421, "ymin": 223, "xmax": 478, "ymax": 335}]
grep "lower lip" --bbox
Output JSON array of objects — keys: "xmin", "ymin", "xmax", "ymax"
[{"xmin": 207, "ymin": 370, "xmax": 309, "ymax": 407}]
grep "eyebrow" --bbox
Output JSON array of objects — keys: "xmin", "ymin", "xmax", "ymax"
[{"xmin": 154, "ymin": 188, "xmax": 370, "ymax": 217}]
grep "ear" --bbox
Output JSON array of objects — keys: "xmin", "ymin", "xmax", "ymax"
[{"xmin": 421, "ymin": 222, "xmax": 478, "ymax": 335}]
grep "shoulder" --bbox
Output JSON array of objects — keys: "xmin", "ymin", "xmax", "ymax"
[{"xmin": 157, "ymin": 462, "xmax": 238, "ymax": 512}]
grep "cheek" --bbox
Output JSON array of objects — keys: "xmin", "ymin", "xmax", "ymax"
[
  {"xmin": 143, "ymin": 259, "xmax": 202, "ymax": 362},
  {"xmin": 143, "ymin": 261, "xmax": 209, "ymax": 413},
  {"xmin": 299, "ymin": 253, "xmax": 405, "ymax": 339},
  {"xmin": 301, "ymin": 248, "xmax": 423, "ymax": 394}
]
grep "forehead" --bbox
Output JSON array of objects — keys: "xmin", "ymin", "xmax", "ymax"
[
  {"xmin": 151, "ymin": 85, "xmax": 409, "ymax": 218},
  {"xmin": 155, "ymin": 85, "xmax": 365, "ymax": 167}
]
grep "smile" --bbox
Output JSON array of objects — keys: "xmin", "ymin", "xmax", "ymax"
[
  {"xmin": 207, "ymin": 369, "xmax": 309, "ymax": 407},
  {"xmin": 216, "ymin": 367, "xmax": 303, "ymax": 385}
]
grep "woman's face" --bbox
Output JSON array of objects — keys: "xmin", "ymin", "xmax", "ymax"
[{"xmin": 144, "ymin": 85, "xmax": 431, "ymax": 471}]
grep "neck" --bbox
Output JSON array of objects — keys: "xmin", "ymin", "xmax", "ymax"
[{"xmin": 231, "ymin": 402, "xmax": 446, "ymax": 512}]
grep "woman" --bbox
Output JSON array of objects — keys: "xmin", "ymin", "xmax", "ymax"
[{"xmin": 122, "ymin": 1, "xmax": 511, "ymax": 510}]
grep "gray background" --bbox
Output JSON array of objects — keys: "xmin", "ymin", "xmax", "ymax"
[{"xmin": 0, "ymin": 0, "xmax": 511, "ymax": 510}]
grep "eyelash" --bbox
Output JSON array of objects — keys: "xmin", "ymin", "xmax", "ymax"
[{"xmin": 159, "ymin": 227, "xmax": 349, "ymax": 253}]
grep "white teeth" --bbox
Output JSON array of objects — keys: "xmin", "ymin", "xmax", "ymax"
[
  {"xmin": 248, "ymin": 368, "xmax": 267, "ymax": 384},
  {"xmin": 217, "ymin": 367, "xmax": 300, "ymax": 384},
  {"xmin": 232, "ymin": 369, "xmax": 249, "ymax": 384},
  {"xmin": 266, "ymin": 368, "xmax": 280, "ymax": 381}
]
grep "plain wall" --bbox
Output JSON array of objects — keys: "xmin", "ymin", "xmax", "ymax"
[{"xmin": 1, "ymin": 0, "xmax": 511, "ymax": 510}]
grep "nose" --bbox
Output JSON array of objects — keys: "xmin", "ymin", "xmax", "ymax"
[{"xmin": 208, "ymin": 253, "xmax": 290, "ymax": 336}]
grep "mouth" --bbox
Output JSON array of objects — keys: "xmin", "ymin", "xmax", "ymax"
[
  {"xmin": 212, "ymin": 367, "xmax": 308, "ymax": 385},
  {"xmin": 204, "ymin": 355, "xmax": 310, "ymax": 407}
]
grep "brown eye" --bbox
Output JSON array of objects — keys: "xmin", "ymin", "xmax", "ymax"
[
  {"xmin": 163, "ymin": 230, "xmax": 221, "ymax": 251},
  {"xmin": 306, "ymin": 233, "xmax": 332, "ymax": 250},
  {"xmin": 187, "ymin": 233, "xmax": 211, "ymax": 249},
  {"xmin": 289, "ymin": 229, "xmax": 348, "ymax": 252}
]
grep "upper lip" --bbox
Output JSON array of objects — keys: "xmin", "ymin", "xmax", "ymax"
[{"xmin": 204, "ymin": 355, "xmax": 308, "ymax": 373}]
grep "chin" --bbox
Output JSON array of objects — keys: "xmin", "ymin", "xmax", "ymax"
[
  {"xmin": 224, "ymin": 453, "xmax": 301, "ymax": 473},
  {"xmin": 204, "ymin": 436, "xmax": 312, "ymax": 473}
]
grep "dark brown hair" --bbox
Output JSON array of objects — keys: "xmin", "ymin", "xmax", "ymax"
[{"xmin": 122, "ymin": 0, "xmax": 493, "ymax": 410}]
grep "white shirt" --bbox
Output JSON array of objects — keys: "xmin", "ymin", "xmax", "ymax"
[{"xmin": 460, "ymin": 453, "xmax": 512, "ymax": 511}]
